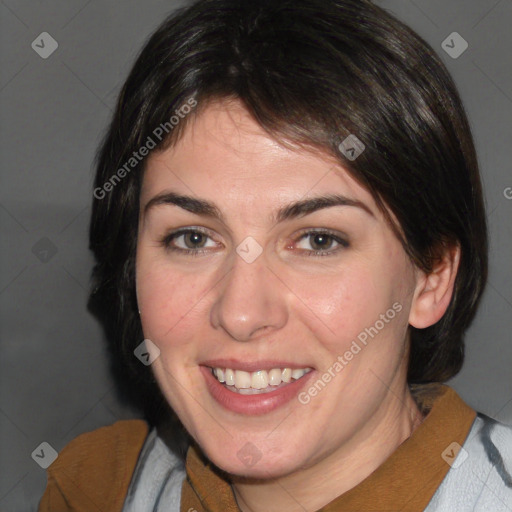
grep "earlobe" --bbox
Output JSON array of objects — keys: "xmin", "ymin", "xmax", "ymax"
[{"xmin": 408, "ymin": 244, "xmax": 461, "ymax": 329}]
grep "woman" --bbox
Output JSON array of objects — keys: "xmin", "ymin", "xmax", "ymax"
[{"xmin": 39, "ymin": 0, "xmax": 512, "ymax": 511}]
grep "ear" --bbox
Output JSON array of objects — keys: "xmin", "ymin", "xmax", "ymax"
[{"xmin": 408, "ymin": 243, "xmax": 461, "ymax": 329}]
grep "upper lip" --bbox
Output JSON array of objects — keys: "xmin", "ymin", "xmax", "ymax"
[{"xmin": 201, "ymin": 359, "xmax": 314, "ymax": 372}]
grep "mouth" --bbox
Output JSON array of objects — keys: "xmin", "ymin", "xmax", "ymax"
[
  {"xmin": 200, "ymin": 362, "xmax": 316, "ymax": 415},
  {"xmin": 209, "ymin": 366, "xmax": 313, "ymax": 395}
]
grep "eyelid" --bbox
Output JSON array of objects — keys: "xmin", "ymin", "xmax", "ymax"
[
  {"xmin": 167, "ymin": 226, "xmax": 216, "ymax": 238},
  {"xmin": 290, "ymin": 228, "xmax": 349, "ymax": 256},
  {"xmin": 160, "ymin": 226, "xmax": 349, "ymax": 257},
  {"xmin": 294, "ymin": 227, "xmax": 349, "ymax": 244},
  {"xmin": 160, "ymin": 226, "xmax": 220, "ymax": 253}
]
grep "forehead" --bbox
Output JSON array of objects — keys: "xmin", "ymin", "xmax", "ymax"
[{"xmin": 141, "ymin": 99, "xmax": 378, "ymax": 217}]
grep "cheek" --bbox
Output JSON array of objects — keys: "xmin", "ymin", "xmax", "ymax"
[
  {"xmin": 136, "ymin": 254, "xmax": 206, "ymax": 347},
  {"xmin": 294, "ymin": 255, "xmax": 410, "ymax": 362},
  {"xmin": 296, "ymin": 266, "xmax": 382, "ymax": 340}
]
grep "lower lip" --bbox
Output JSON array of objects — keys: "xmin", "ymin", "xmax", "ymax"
[{"xmin": 200, "ymin": 365, "xmax": 316, "ymax": 415}]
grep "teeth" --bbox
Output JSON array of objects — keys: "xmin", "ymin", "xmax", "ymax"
[
  {"xmin": 211, "ymin": 366, "xmax": 312, "ymax": 390},
  {"xmin": 213, "ymin": 368, "xmax": 225, "ymax": 383},
  {"xmin": 291, "ymin": 369, "xmax": 306, "ymax": 379},
  {"xmin": 251, "ymin": 370, "xmax": 268, "ymax": 389},
  {"xmin": 234, "ymin": 370, "xmax": 252, "ymax": 389},
  {"xmin": 268, "ymin": 368, "xmax": 282, "ymax": 386},
  {"xmin": 225, "ymin": 369, "xmax": 235, "ymax": 386}
]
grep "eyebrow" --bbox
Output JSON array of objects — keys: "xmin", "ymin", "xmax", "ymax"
[{"xmin": 143, "ymin": 191, "xmax": 374, "ymax": 224}]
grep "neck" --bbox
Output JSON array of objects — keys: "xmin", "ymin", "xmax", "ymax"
[{"xmin": 231, "ymin": 384, "xmax": 425, "ymax": 512}]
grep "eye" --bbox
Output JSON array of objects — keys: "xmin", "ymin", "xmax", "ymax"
[
  {"xmin": 159, "ymin": 228, "xmax": 348, "ymax": 257},
  {"xmin": 160, "ymin": 228, "xmax": 219, "ymax": 255},
  {"xmin": 293, "ymin": 230, "xmax": 349, "ymax": 256}
]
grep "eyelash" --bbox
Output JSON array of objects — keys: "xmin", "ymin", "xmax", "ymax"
[
  {"xmin": 160, "ymin": 228, "xmax": 217, "ymax": 257},
  {"xmin": 159, "ymin": 227, "xmax": 349, "ymax": 257}
]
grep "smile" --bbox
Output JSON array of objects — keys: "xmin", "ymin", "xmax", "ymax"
[
  {"xmin": 201, "ymin": 365, "xmax": 316, "ymax": 415},
  {"xmin": 211, "ymin": 367, "xmax": 313, "ymax": 394}
]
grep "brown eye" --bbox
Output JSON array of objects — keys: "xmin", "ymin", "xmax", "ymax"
[
  {"xmin": 161, "ymin": 228, "xmax": 218, "ymax": 254},
  {"xmin": 294, "ymin": 230, "xmax": 349, "ymax": 256},
  {"xmin": 309, "ymin": 233, "xmax": 335, "ymax": 251},
  {"xmin": 183, "ymin": 231, "xmax": 207, "ymax": 248}
]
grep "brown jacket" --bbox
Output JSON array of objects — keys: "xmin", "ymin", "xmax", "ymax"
[
  {"xmin": 38, "ymin": 419, "xmax": 149, "ymax": 512},
  {"xmin": 39, "ymin": 384, "xmax": 477, "ymax": 511}
]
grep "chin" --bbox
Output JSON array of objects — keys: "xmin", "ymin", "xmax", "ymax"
[{"xmin": 205, "ymin": 445, "xmax": 306, "ymax": 480}]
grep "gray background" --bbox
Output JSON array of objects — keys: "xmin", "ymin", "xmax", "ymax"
[{"xmin": 1, "ymin": 0, "xmax": 511, "ymax": 510}]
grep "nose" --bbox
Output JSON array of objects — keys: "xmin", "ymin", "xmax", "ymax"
[{"xmin": 210, "ymin": 252, "xmax": 288, "ymax": 342}]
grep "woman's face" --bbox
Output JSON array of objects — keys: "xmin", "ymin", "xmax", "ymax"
[{"xmin": 136, "ymin": 99, "xmax": 420, "ymax": 478}]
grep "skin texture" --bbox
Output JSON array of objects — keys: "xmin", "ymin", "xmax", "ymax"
[{"xmin": 135, "ymin": 99, "xmax": 460, "ymax": 512}]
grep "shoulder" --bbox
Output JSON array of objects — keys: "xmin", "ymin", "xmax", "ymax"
[
  {"xmin": 425, "ymin": 413, "xmax": 512, "ymax": 512},
  {"xmin": 58, "ymin": 418, "xmax": 149, "ymax": 454},
  {"xmin": 39, "ymin": 419, "xmax": 150, "ymax": 512}
]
